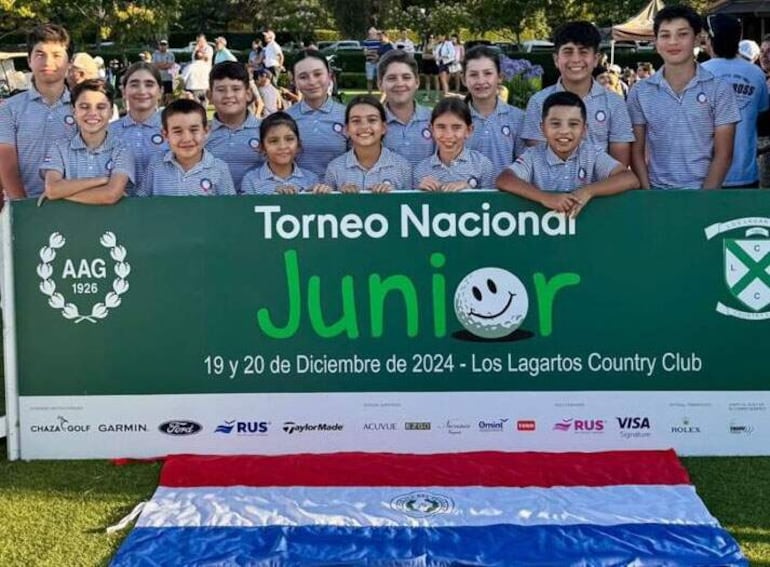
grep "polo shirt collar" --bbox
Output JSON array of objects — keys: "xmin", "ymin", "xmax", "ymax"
[
  {"xmin": 211, "ymin": 112, "xmax": 260, "ymax": 132},
  {"xmin": 545, "ymin": 144, "xmax": 580, "ymax": 165}
]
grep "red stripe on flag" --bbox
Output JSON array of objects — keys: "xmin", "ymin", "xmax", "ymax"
[{"xmin": 159, "ymin": 450, "xmax": 690, "ymax": 488}]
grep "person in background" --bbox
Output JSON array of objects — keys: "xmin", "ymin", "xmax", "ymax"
[
  {"xmin": 67, "ymin": 52, "xmax": 99, "ymax": 90},
  {"xmin": 194, "ymin": 34, "xmax": 214, "ymax": 67},
  {"xmin": 738, "ymin": 39, "xmax": 760, "ymax": 63},
  {"xmin": 214, "ymin": 36, "xmax": 237, "ymax": 64},
  {"xmin": 262, "ymin": 30, "xmax": 284, "ymax": 84},
  {"xmin": 636, "ymin": 61, "xmax": 654, "ymax": 79},
  {"xmin": 256, "ymin": 68, "xmax": 283, "ymax": 116},
  {"xmin": 182, "ymin": 50, "xmax": 210, "ymax": 106},
  {"xmin": 363, "ymin": 27, "xmax": 382, "ymax": 94},
  {"xmin": 758, "ymin": 35, "xmax": 770, "ymax": 187},
  {"xmin": 152, "ymin": 39, "xmax": 176, "ymax": 106},
  {"xmin": 436, "ymin": 34, "xmax": 456, "ymax": 98},
  {"xmin": 702, "ymin": 14, "xmax": 768, "ymax": 188},
  {"xmin": 450, "ymin": 34, "xmax": 464, "ymax": 92},
  {"xmin": 248, "ymin": 39, "xmax": 264, "ymax": 73},
  {"xmin": 420, "ymin": 34, "xmax": 440, "ymax": 102},
  {"xmin": 395, "ymin": 29, "xmax": 415, "ymax": 54}
]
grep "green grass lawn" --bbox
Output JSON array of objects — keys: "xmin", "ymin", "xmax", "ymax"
[{"xmin": 0, "ymin": 438, "xmax": 768, "ymax": 566}]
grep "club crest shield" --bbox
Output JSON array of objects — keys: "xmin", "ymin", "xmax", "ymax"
[{"xmin": 723, "ymin": 228, "xmax": 770, "ymax": 312}]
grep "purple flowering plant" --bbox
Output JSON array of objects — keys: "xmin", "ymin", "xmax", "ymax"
[{"xmin": 500, "ymin": 56, "xmax": 543, "ymax": 108}]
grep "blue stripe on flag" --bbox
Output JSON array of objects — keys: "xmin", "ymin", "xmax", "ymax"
[{"xmin": 111, "ymin": 524, "xmax": 747, "ymax": 566}]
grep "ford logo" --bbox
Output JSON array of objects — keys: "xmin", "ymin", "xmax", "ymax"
[{"xmin": 158, "ymin": 420, "xmax": 203, "ymax": 436}]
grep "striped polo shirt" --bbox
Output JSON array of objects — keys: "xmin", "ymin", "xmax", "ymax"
[
  {"xmin": 40, "ymin": 131, "xmax": 135, "ymax": 185},
  {"xmin": 138, "ymin": 149, "xmax": 236, "ymax": 197},
  {"xmin": 205, "ymin": 112, "xmax": 263, "ymax": 191},
  {"xmin": 508, "ymin": 142, "xmax": 620, "ymax": 193},
  {"xmin": 241, "ymin": 162, "xmax": 319, "ymax": 195},
  {"xmin": 627, "ymin": 64, "xmax": 741, "ymax": 189},
  {"xmin": 467, "ymin": 99, "xmax": 525, "ymax": 177},
  {"xmin": 415, "ymin": 148, "xmax": 495, "ymax": 189},
  {"xmin": 383, "ymin": 103, "xmax": 435, "ymax": 166},
  {"xmin": 0, "ymin": 84, "xmax": 77, "ymax": 197},
  {"xmin": 522, "ymin": 79, "xmax": 634, "ymax": 149},
  {"xmin": 109, "ymin": 111, "xmax": 167, "ymax": 190},
  {"xmin": 285, "ymin": 97, "xmax": 348, "ymax": 176},
  {"xmin": 324, "ymin": 146, "xmax": 414, "ymax": 191}
]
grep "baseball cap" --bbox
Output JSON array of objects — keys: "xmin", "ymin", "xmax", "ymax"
[
  {"xmin": 71, "ymin": 53, "xmax": 99, "ymax": 77},
  {"xmin": 739, "ymin": 39, "xmax": 760, "ymax": 62},
  {"xmin": 705, "ymin": 14, "xmax": 742, "ymax": 44},
  {"xmin": 159, "ymin": 39, "xmax": 168, "ymax": 45}
]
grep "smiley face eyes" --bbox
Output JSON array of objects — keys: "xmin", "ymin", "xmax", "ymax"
[{"xmin": 472, "ymin": 279, "xmax": 498, "ymax": 301}]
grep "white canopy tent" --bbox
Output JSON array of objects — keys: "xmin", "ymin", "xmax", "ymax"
[{"xmin": 609, "ymin": 0, "xmax": 664, "ymax": 63}]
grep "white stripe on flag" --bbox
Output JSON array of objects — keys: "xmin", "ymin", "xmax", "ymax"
[{"xmin": 137, "ymin": 484, "xmax": 718, "ymax": 528}]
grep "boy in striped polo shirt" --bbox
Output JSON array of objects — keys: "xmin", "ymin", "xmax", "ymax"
[
  {"xmin": 139, "ymin": 99, "xmax": 236, "ymax": 197},
  {"xmin": 497, "ymin": 91, "xmax": 638, "ymax": 217},
  {"xmin": 0, "ymin": 24, "xmax": 77, "ymax": 199},
  {"xmin": 522, "ymin": 21, "xmax": 634, "ymax": 167},
  {"xmin": 205, "ymin": 61, "xmax": 263, "ymax": 190},
  {"xmin": 628, "ymin": 5, "xmax": 740, "ymax": 189}
]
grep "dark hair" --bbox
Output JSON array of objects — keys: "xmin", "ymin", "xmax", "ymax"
[
  {"xmin": 293, "ymin": 49, "xmax": 330, "ymax": 73},
  {"xmin": 345, "ymin": 94, "xmax": 386, "ymax": 123},
  {"xmin": 706, "ymin": 14, "xmax": 741, "ymax": 59},
  {"xmin": 463, "ymin": 45, "xmax": 501, "ymax": 74},
  {"xmin": 259, "ymin": 111, "xmax": 301, "ymax": 147},
  {"xmin": 431, "ymin": 97, "xmax": 472, "ymax": 126},
  {"xmin": 27, "ymin": 23, "xmax": 70, "ymax": 56},
  {"xmin": 542, "ymin": 91, "xmax": 586, "ymax": 122},
  {"xmin": 209, "ymin": 61, "xmax": 250, "ymax": 86},
  {"xmin": 121, "ymin": 61, "xmax": 162, "ymax": 88},
  {"xmin": 377, "ymin": 50, "xmax": 418, "ymax": 81},
  {"xmin": 552, "ymin": 21, "xmax": 601, "ymax": 51},
  {"xmin": 71, "ymin": 78, "xmax": 115, "ymax": 106},
  {"xmin": 654, "ymin": 5, "xmax": 702, "ymax": 36},
  {"xmin": 162, "ymin": 98, "xmax": 207, "ymax": 130}
]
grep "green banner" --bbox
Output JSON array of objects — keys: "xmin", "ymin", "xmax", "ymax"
[{"xmin": 11, "ymin": 192, "xmax": 770, "ymax": 397}]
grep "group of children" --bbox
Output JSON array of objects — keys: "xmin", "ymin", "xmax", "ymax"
[{"xmin": 0, "ymin": 6, "xmax": 753, "ymax": 216}]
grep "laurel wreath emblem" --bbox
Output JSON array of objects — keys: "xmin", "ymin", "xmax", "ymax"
[{"xmin": 37, "ymin": 231, "xmax": 130, "ymax": 323}]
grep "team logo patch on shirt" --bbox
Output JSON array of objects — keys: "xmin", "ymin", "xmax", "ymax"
[
  {"xmin": 64, "ymin": 115, "xmax": 75, "ymax": 126},
  {"xmin": 468, "ymin": 176, "xmax": 479, "ymax": 188},
  {"xmin": 200, "ymin": 178, "xmax": 213, "ymax": 192},
  {"xmin": 105, "ymin": 159, "xmax": 114, "ymax": 172},
  {"xmin": 595, "ymin": 110, "xmax": 607, "ymax": 123},
  {"xmin": 333, "ymin": 122, "xmax": 344, "ymax": 134},
  {"xmin": 578, "ymin": 167, "xmax": 587, "ymax": 180},
  {"xmin": 422, "ymin": 128, "xmax": 432, "ymax": 140},
  {"xmin": 501, "ymin": 125, "xmax": 511, "ymax": 137},
  {"xmin": 696, "ymin": 92, "xmax": 708, "ymax": 104},
  {"xmin": 151, "ymin": 134, "xmax": 164, "ymax": 145},
  {"xmin": 248, "ymin": 138, "xmax": 260, "ymax": 149}
]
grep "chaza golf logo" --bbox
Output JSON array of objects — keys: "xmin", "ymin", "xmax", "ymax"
[
  {"xmin": 705, "ymin": 217, "xmax": 770, "ymax": 320},
  {"xmin": 37, "ymin": 231, "xmax": 130, "ymax": 323},
  {"xmin": 454, "ymin": 267, "xmax": 528, "ymax": 339}
]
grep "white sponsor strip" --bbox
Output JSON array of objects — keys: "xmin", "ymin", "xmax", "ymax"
[{"xmin": 136, "ymin": 485, "xmax": 717, "ymax": 529}]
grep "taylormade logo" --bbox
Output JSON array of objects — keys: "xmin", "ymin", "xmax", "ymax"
[{"xmin": 282, "ymin": 421, "xmax": 344, "ymax": 434}]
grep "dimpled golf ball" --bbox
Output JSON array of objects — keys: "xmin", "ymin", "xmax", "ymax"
[{"xmin": 454, "ymin": 267, "xmax": 529, "ymax": 339}]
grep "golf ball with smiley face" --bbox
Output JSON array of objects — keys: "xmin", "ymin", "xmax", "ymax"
[{"xmin": 454, "ymin": 267, "xmax": 529, "ymax": 339}]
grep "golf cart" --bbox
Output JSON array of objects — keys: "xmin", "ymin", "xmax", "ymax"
[{"xmin": 0, "ymin": 51, "xmax": 30, "ymax": 101}]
